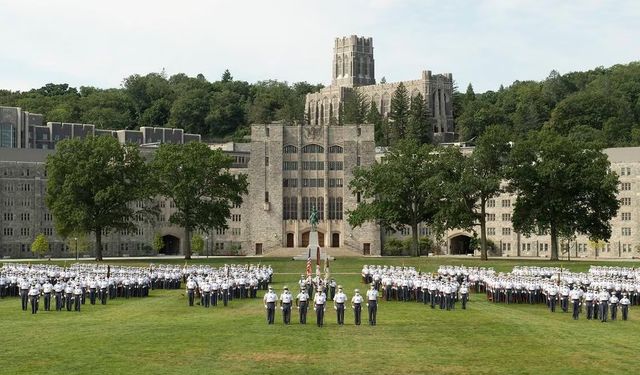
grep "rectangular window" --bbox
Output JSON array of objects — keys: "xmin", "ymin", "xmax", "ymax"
[
  {"xmin": 357, "ymin": 156, "xmax": 361, "ymax": 166},
  {"xmin": 328, "ymin": 197, "xmax": 343, "ymax": 220},
  {"xmin": 502, "ymin": 228, "xmax": 511, "ymax": 235},
  {"xmin": 621, "ymin": 212, "xmax": 631, "ymax": 221},
  {"xmin": 328, "ymin": 161, "xmax": 343, "ymax": 171},
  {"xmin": 265, "ymin": 157, "xmax": 269, "ymax": 166},
  {"xmin": 621, "ymin": 197, "xmax": 632, "ymax": 206},
  {"xmin": 329, "ymin": 178, "xmax": 343, "ymax": 188},
  {"xmin": 486, "ymin": 214, "xmax": 495, "ymax": 221},
  {"xmin": 621, "ymin": 182, "xmax": 632, "ymax": 191},
  {"xmin": 20, "ymin": 228, "xmax": 30, "ymax": 236},
  {"xmin": 501, "ymin": 199, "xmax": 511, "ymax": 207},
  {"xmin": 622, "ymin": 227, "xmax": 632, "ymax": 236},
  {"xmin": 487, "ymin": 228, "xmax": 495, "ymax": 236},
  {"xmin": 264, "ymin": 192, "xmax": 269, "ymax": 203},
  {"xmin": 3, "ymin": 228, "xmax": 13, "ymax": 236},
  {"xmin": 3, "ymin": 212, "xmax": 13, "ymax": 221},
  {"xmin": 487, "ymin": 199, "xmax": 495, "ymax": 207},
  {"xmin": 283, "ymin": 161, "xmax": 298, "ymax": 171},
  {"xmin": 502, "ymin": 213, "xmax": 511, "ymax": 221}
]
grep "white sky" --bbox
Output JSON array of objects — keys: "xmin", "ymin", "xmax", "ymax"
[{"xmin": 1, "ymin": 0, "xmax": 638, "ymax": 93}]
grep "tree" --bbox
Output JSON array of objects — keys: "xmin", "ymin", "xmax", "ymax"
[
  {"xmin": 348, "ymin": 140, "xmax": 446, "ymax": 256},
  {"xmin": 342, "ymin": 90, "xmax": 368, "ymax": 124},
  {"xmin": 64, "ymin": 231, "xmax": 92, "ymax": 258},
  {"xmin": 152, "ymin": 233, "xmax": 164, "ymax": 253},
  {"xmin": 45, "ymin": 136, "xmax": 157, "ymax": 261},
  {"xmin": 191, "ymin": 234, "xmax": 204, "ymax": 255},
  {"xmin": 221, "ymin": 69, "xmax": 233, "ymax": 82},
  {"xmin": 507, "ymin": 129, "xmax": 620, "ymax": 260},
  {"xmin": 366, "ymin": 101, "xmax": 385, "ymax": 146},
  {"xmin": 407, "ymin": 92, "xmax": 431, "ymax": 144},
  {"xmin": 389, "ymin": 83, "xmax": 410, "ymax": 144},
  {"xmin": 150, "ymin": 142, "xmax": 248, "ymax": 259},
  {"xmin": 438, "ymin": 125, "xmax": 512, "ymax": 260},
  {"xmin": 31, "ymin": 234, "xmax": 49, "ymax": 258}
]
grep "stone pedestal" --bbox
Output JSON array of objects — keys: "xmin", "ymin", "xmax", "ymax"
[{"xmin": 293, "ymin": 230, "xmax": 333, "ymax": 260}]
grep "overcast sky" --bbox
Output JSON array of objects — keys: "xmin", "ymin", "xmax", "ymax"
[{"xmin": 1, "ymin": 0, "xmax": 638, "ymax": 93}]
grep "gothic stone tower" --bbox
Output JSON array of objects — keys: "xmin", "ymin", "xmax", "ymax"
[{"xmin": 332, "ymin": 35, "xmax": 375, "ymax": 87}]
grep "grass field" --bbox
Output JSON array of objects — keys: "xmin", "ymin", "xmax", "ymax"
[{"xmin": 1, "ymin": 257, "xmax": 640, "ymax": 375}]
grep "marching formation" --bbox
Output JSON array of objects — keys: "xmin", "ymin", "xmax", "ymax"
[
  {"xmin": 0, "ymin": 263, "xmax": 156, "ymax": 314},
  {"xmin": 362, "ymin": 265, "xmax": 472, "ymax": 310},
  {"xmin": 477, "ymin": 265, "xmax": 637, "ymax": 321},
  {"xmin": 184, "ymin": 264, "xmax": 273, "ymax": 307}
]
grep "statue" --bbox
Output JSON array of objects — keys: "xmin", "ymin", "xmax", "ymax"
[{"xmin": 309, "ymin": 207, "xmax": 319, "ymax": 231}]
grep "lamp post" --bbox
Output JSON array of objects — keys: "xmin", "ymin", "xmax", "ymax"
[
  {"xmin": 74, "ymin": 237, "xmax": 78, "ymax": 261},
  {"xmin": 204, "ymin": 235, "xmax": 209, "ymax": 259}
]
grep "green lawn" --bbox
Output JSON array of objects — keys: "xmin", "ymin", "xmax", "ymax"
[{"xmin": 1, "ymin": 257, "xmax": 639, "ymax": 375}]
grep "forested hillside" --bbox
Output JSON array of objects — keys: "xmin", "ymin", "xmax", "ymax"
[
  {"xmin": 455, "ymin": 62, "xmax": 640, "ymax": 147},
  {"xmin": 2, "ymin": 62, "xmax": 639, "ymax": 147},
  {"xmin": 0, "ymin": 70, "xmax": 322, "ymax": 141}
]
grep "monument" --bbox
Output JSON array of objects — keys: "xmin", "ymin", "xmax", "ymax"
[{"xmin": 293, "ymin": 207, "xmax": 333, "ymax": 261}]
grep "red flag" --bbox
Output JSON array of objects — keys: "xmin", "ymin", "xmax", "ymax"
[{"xmin": 306, "ymin": 248, "xmax": 312, "ymax": 277}]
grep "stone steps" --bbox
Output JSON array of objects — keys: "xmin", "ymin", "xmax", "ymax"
[{"xmin": 262, "ymin": 247, "xmax": 365, "ymax": 258}]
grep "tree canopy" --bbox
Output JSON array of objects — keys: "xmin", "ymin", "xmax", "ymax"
[
  {"xmin": 506, "ymin": 129, "xmax": 620, "ymax": 260},
  {"xmin": 150, "ymin": 142, "xmax": 248, "ymax": 259},
  {"xmin": 45, "ymin": 136, "xmax": 157, "ymax": 260},
  {"xmin": 348, "ymin": 140, "xmax": 449, "ymax": 256}
]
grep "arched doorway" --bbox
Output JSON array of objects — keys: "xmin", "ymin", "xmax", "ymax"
[
  {"xmin": 161, "ymin": 235, "xmax": 180, "ymax": 255},
  {"xmin": 331, "ymin": 233, "xmax": 340, "ymax": 248},
  {"xmin": 449, "ymin": 234, "xmax": 473, "ymax": 255},
  {"xmin": 286, "ymin": 233, "xmax": 294, "ymax": 248},
  {"xmin": 301, "ymin": 231, "xmax": 325, "ymax": 247}
]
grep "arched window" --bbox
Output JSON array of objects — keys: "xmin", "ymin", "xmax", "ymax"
[
  {"xmin": 283, "ymin": 145, "xmax": 298, "ymax": 154},
  {"xmin": 302, "ymin": 144, "xmax": 324, "ymax": 153},
  {"xmin": 329, "ymin": 145, "xmax": 343, "ymax": 154}
]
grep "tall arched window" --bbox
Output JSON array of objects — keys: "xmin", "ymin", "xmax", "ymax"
[{"xmin": 302, "ymin": 144, "xmax": 324, "ymax": 153}]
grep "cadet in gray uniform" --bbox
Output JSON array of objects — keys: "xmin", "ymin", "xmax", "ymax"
[
  {"xmin": 351, "ymin": 289, "xmax": 364, "ymax": 325},
  {"xmin": 314, "ymin": 288, "xmax": 327, "ymax": 327},
  {"xmin": 280, "ymin": 287, "xmax": 293, "ymax": 325},
  {"xmin": 263, "ymin": 286, "xmax": 278, "ymax": 325},
  {"xmin": 620, "ymin": 294, "xmax": 630, "ymax": 321},
  {"xmin": 333, "ymin": 286, "xmax": 347, "ymax": 325},
  {"xmin": 366, "ymin": 285, "xmax": 378, "ymax": 326},
  {"xmin": 296, "ymin": 288, "xmax": 309, "ymax": 324}
]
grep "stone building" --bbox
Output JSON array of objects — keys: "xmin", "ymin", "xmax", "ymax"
[
  {"xmin": 305, "ymin": 35, "xmax": 455, "ymax": 142},
  {"xmin": 384, "ymin": 146, "xmax": 640, "ymax": 259}
]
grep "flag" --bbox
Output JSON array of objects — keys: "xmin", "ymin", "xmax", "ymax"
[
  {"xmin": 306, "ymin": 248, "xmax": 312, "ymax": 277},
  {"xmin": 324, "ymin": 255, "xmax": 330, "ymax": 281},
  {"xmin": 107, "ymin": 265, "xmax": 111, "ymax": 279}
]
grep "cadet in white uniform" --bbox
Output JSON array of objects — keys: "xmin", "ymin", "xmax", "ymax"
[
  {"xmin": 620, "ymin": 294, "xmax": 630, "ymax": 320},
  {"xmin": 351, "ymin": 289, "xmax": 364, "ymax": 325},
  {"xmin": 314, "ymin": 288, "xmax": 327, "ymax": 327},
  {"xmin": 263, "ymin": 286, "xmax": 278, "ymax": 325},
  {"xmin": 366, "ymin": 285, "xmax": 378, "ymax": 326},
  {"xmin": 296, "ymin": 288, "xmax": 309, "ymax": 324},
  {"xmin": 280, "ymin": 287, "xmax": 293, "ymax": 325},
  {"xmin": 333, "ymin": 286, "xmax": 347, "ymax": 325}
]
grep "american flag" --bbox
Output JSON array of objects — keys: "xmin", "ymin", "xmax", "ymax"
[{"xmin": 306, "ymin": 248, "xmax": 312, "ymax": 277}]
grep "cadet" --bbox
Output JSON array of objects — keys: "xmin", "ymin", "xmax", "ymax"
[
  {"xmin": 53, "ymin": 281, "xmax": 64, "ymax": 311},
  {"xmin": 351, "ymin": 289, "xmax": 364, "ymax": 325},
  {"xmin": 460, "ymin": 283, "xmax": 469, "ymax": 310},
  {"xmin": 333, "ymin": 286, "xmax": 347, "ymax": 325},
  {"xmin": 201, "ymin": 281, "xmax": 211, "ymax": 308},
  {"xmin": 88, "ymin": 278, "xmax": 98, "ymax": 305},
  {"xmin": 314, "ymin": 288, "xmax": 327, "ymax": 327},
  {"xmin": 73, "ymin": 284, "xmax": 83, "ymax": 312},
  {"xmin": 211, "ymin": 279, "xmax": 219, "ymax": 306},
  {"xmin": 570, "ymin": 288, "xmax": 581, "ymax": 320},
  {"xmin": 221, "ymin": 279, "xmax": 230, "ymax": 307},
  {"xmin": 42, "ymin": 280, "xmax": 53, "ymax": 311},
  {"xmin": 19, "ymin": 279, "xmax": 30, "ymax": 311},
  {"xmin": 28, "ymin": 284, "xmax": 40, "ymax": 314},
  {"xmin": 65, "ymin": 283, "xmax": 74, "ymax": 311},
  {"xmin": 296, "ymin": 288, "xmax": 309, "ymax": 324},
  {"xmin": 366, "ymin": 284, "xmax": 378, "ymax": 326},
  {"xmin": 598, "ymin": 289, "xmax": 609, "ymax": 323},
  {"xmin": 620, "ymin": 293, "xmax": 630, "ymax": 321},
  {"xmin": 584, "ymin": 290, "xmax": 594, "ymax": 320},
  {"xmin": 99, "ymin": 278, "xmax": 109, "ymax": 305},
  {"xmin": 609, "ymin": 293, "xmax": 619, "ymax": 321},
  {"xmin": 186, "ymin": 278, "xmax": 196, "ymax": 307},
  {"xmin": 263, "ymin": 286, "xmax": 278, "ymax": 325},
  {"xmin": 329, "ymin": 279, "xmax": 337, "ymax": 301},
  {"xmin": 280, "ymin": 287, "xmax": 293, "ymax": 325}
]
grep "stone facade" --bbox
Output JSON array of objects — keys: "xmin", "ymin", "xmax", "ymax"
[
  {"xmin": 214, "ymin": 123, "xmax": 380, "ymax": 256},
  {"xmin": 385, "ymin": 146, "xmax": 640, "ymax": 259},
  {"xmin": 305, "ymin": 35, "xmax": 455, "ymax": 142}
]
